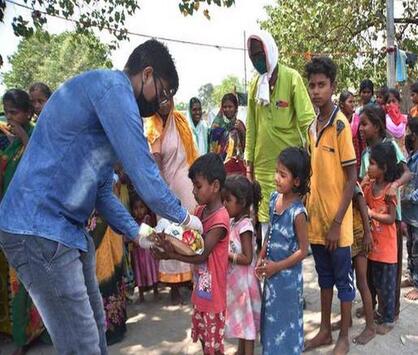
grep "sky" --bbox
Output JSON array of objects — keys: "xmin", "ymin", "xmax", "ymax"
[{"xmin": 0, "ymin": 0, "xmax": 274, "ymax": 103}]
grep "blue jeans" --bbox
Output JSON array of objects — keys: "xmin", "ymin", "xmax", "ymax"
[{"xmin": 0, "ymin": 231, "xmax": 107, "ymax": 354}]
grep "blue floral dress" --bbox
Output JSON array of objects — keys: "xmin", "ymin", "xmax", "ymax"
[{"xmin": 261, "ymin": 192, "xmax": 306, "ymax": 355}]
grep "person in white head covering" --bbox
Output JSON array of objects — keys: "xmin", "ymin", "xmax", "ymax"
[{"xmin": 245, "ymin": 30, "xmax": 315, "ymax": 242}]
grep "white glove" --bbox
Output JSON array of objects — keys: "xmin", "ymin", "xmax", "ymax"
[
  {"xmin": 136, "ymin": 223, "xmax": 155, "ymax": 249},
  {"xmin": 181, "ymin": 213, "xmax": 203, "ymax": 234}
]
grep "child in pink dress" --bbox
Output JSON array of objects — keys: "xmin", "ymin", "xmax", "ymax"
[
  {"xmin": 223, "ymin": 175, "xmax": 262, "ymax": 355},
  {"xmin": 154, "ymin": 153, "xmax": 229, "ymax": 355},
  {"xmin": 130, "ymin": 193, "xmax": 159, "ymax": 303}
]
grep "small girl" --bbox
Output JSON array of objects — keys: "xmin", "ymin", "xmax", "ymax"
[
  {"xmin": 255, "ymin": 147, "xmax": 310, "ymax": 355},
  {"xmin": 223, "ymin": 175, "xmax": 262, "ymax": 355},
  {"xmin": 154, "ymin": 153, "xmax": 230, "ymax": 355},
  {"xmin": 363, "ymin": 142, "xmax": 400, "ymax": 335},
  {"xmin": 130, "ymin": 193, "xmax": 159, "ymax": 303},
  {"xmin": 29, "ymin": 82, "xmax": 52, "ymax": 120}
]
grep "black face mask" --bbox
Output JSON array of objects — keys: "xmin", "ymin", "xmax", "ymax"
[
  {"xmin": 136, "ymin": 78, "xmax": 159, "ymax": 118},
  {"xmin": 405, "ymin": 134, "xmax": 415, "ymax": 154}
]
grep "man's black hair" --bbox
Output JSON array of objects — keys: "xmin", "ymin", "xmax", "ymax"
[
  {"xmin": 305, "ymin": 56, "xmax": 337, "ymax": 83},
  {"xmin": 188, "ymin": 153, "xmax": 226, "ymax": 188},
  {"xmin": 124, "ymin": 39, "xmax": 179, "ymax": 94}
]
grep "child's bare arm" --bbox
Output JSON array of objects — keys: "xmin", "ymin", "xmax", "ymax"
[
  {"xmin": 229, "ymin": 231, "xmax": 253, "ymax": 266},
  {"xmin": 256, "ymin": 213, "xmax": 308, "ymax": 278},
  {"xmin": 354, "ymin": 192, "xmax": 373, "ymax": 252},
  {"xmin": 369, "ymin": 202, "xmax": 396, "ymax": 225},
  {"xmin": 386, "ymin": 162, "xmax": 412, "ymax": 200},
  {"xmin": 158, "ymin": 227, "xmax": 226, "ymax": 265},
  {"xmin": 325, "ymin": 164, "xmax": 357, "ymax": 251}
]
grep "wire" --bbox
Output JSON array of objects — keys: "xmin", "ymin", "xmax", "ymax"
[{"xmin": 4, "ymin": 0, "xmax": 247, "ymax": 51}]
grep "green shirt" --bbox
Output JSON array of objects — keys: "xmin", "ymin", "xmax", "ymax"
[{"xmin": 244, "ymin": 64, "xmax": 315, "ymax": 222}]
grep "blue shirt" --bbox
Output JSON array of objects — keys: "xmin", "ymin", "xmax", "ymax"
[
  {"xmin": 0, "ymin": 70, "xmax": 187, "ymax": 251},
  {"xmin": 402, "ymin": 151, "xmax": 418, "ymax": 227}
]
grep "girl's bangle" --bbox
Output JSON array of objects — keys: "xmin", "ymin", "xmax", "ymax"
[{"xmin": 232, "ymin": 253, "xmax": 237, "ymax": 265}]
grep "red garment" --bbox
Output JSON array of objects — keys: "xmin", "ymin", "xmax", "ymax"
[
  {"xmin": 350, "ymin": 113, "xmax": 366, "ymax": 175},
  {"xmin": 386, "ymin": 103, "xmax": 407, "ymax": 126},
  {"xmin": 363, "ymin": 182, "xmax": 397, "ymax": 263},
  {"xmin": 191, "ymin": 308, "xmax": 226, "ymax": 355},
  {"xmin": 192, "ymin": 205, "xmax": 230, "ymax": 313}
]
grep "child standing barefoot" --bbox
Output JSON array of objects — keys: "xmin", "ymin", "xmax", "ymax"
[
  {"xmin": 130, "ymin": 194, "xmax": 159, "ymax": 303},
  {"xmin": 223, "ymin": 176, "xmax": 262, "ymax": 355},
  {"xmin": 363, "ymin": 142, "xmax": 400, "ymax": 334},
  {"xmin": 401, "ymin": 118, "xmax": 418, "ymax": 300},
  {"xmin": 154, "ymin": 153, "xmax": 229, "ymax": 355},
  {"xmin": 256, "ymin": 147, "xmax": 310, "ymax": 355}
]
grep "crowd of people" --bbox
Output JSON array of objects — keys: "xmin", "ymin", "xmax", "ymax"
[{"xmin": 0, "ymin": 30, "xmax": 417, "ymax": 355}]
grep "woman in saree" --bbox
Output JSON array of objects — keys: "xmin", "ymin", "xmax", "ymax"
[
  {"xmin": 145, "ymin": 98, "xmax": 199, "ymax": 304},
  {"xmin": 209, "ymin": 93, "xmax": 246, "ymax": 175},
  {"xmin": 0, "ymin": 89, "xmax": 43, "ymax": 355},
  {"xmin": 187, "ymin": 97, "xmax": 209, "ymax": 156}
]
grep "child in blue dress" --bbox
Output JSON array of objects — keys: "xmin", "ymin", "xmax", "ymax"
[{"xmin": 256, "ymin": 147, "xmax": 310, "ymax": 354}]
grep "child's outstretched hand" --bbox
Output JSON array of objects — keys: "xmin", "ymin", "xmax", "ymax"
[{"xmin": 151, "ymin": 233, "xmax": 176, "ymax": 260}]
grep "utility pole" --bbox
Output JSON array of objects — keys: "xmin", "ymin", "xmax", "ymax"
[{"xmin": 386, "ymin": 0, "xmax": 396, "ymax": 87}]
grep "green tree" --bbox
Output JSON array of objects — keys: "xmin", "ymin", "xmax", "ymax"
[
  {"xmin": 0, "ymin": 0, "xmax": 235, "ymax": 46},
  {"xmin": 211, "ymin": 75, "xmax": 243, "ymax": 106},
  {"xmin": 3, "ymin": 31, "xmax": 112, "ymax": 90},
  {"xmin": 175, "ymin": 101, "xmax": 188, "ymax": 112},
  {"xmin": 261, "ymin": 0, "xmax": 418, "ymax": 90},
  {"xmin": 198, "ymin": 83, "xmax": 215, "ymax": 111}
]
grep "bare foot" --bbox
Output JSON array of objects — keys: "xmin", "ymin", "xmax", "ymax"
[
  {"xmin": 355, "ymin": 306, "xmax": 364, "ymax": 318},
  {"xmin": 331, "ymin": 318, "xmax": 352, "ymax": 331},
  {"xmin": 352, "ymin": 326, "xmax": 376, "ymax": 345},
  {"xmin": 333, "ymin": 335, "xmax": 349, "ymax": 355},
  {"xmin": 376, "ymin": 323, "xmax": 394, "ymax": 335},
  {"xmin": 401, "ymin": 279, "xmax": 413, "ymax": 288},
  {"xmin": 136, "ymin": 294, "xmax": 145, "ymax": 304},
  {"xmin": 303, "ymin": 329, "xmax": 332, "ymax": 352},
  {"xmin": 405, "ymin": 288, "xmax": 418, "ymax": 301}
]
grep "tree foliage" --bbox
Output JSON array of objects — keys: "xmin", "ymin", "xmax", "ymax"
[
  {"xmin": 211, "ymin": 75, "xmax": 243, "ymax": 106},
  {"xmin": 198, "ymin": 83, "xmax": 215, "ymax": 111},
  {"xmin": 3, "ymin": 31, "xmax": 112, "ymax": 90},
  {"xmin": 1, "ymin": 0, "xmax": 235, "ymax": 47},
  {"xmin": 261, "ymin": 0, "xmax": 418, "ymax": 91}
]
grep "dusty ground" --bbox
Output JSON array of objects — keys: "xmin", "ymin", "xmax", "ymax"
[{"xmin": 1, "ymin": 244, "xmax": 417, "ymax": 355}]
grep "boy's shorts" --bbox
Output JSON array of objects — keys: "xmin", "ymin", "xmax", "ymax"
[{"xmin": 311, "ymin": 244, "xmax": 355, "ymax": 302}]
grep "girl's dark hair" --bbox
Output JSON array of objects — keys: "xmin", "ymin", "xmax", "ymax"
[
  {"xmin": 224, "ymin": 175, "xmax": 262, "ymax": 213},
  {"xmin": 189, "ymin": 153, "xmax": 226, "ymax": 188},
  {"xmin": 377, "ymin": 85, "xmax": 389, "ymax": 103},
  {"xmin": 361, "ymin": 104, "xmax": 386, "ymax": 138},
  {"xmin": 189, "ymin": 97, "xmax": 201, "ymax": 108},
  {"xmin": 339, "ymin": 90, "xmax": 354, "ymax": 105},
  {"xmin": 370, "ymin": 142, "xmax": 401, "ymax": 183},
  {"xmin": 411, "ymin": 81, "xmax": 418, "ymax": 94},
  {"xmin": 359, "ymin": 79, "xmax": 374, "ymax": 94},
  {"xmin": 2, "ymin": 89, "xmax": 33, "ymax": 113},
  {"xmin": 221, "ymin": 93, "xmax": 238, "ymax": 109},
  {"xmin": 29, "ymin": 82, "xmax": 52, "ymax": 98},
  {"xmin": 305, "ymin": 56, "xmax": 337, "ymax": 83},
  {"xmin": 408, "ymin": 116, "xmax": 418, "ymax": 136},
  {"xmin": 277, "ymin": 147, "xmax": 311, "ymax": 196},
  {"xmin": 388, "ymin": 88, "xmax": 401, "ymax": 102}
]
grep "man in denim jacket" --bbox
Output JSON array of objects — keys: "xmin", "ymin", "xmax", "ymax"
[{"xmin": 0, "ymin": 40, "xmax": 202, "ymax": 354}]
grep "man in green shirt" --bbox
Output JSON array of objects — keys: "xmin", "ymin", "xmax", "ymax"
[{"xmin": 245, "ymin": 30, "xmax": 315, "ymax": 242}]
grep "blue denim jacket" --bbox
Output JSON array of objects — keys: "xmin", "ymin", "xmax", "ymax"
[
  {"xmin": 402, "ymin": 151, "xmax": 418, "ymax": 227},
  {"xmin": 0, "ymin": 70, "xmax": 186, "ymax": 251}
]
